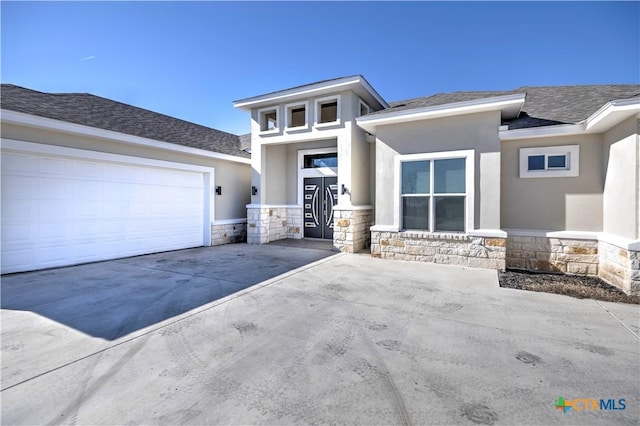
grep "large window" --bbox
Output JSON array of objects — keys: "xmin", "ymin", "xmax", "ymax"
[{"xmin": 400, "ymin": 156, "xmax": 468, "ymax": 232}]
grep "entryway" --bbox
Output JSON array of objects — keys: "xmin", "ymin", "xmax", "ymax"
[{"xmin": 303, "ymin": 177, "xmax": 337, "ymax": 239}]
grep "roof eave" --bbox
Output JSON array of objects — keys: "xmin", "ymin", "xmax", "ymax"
[
  {"xmin": 500, "ymin": 97, "xmax": 640, "ymax": 140},
  {"xmin": 356, "ymin": 93, "xmax": 526, "ymax": 133},
  {"xmin": 1, "ymin": 109, "xmax": 251, "ymax": 164},
  {"xmin": 233, "ymin": 76, "xmax": 388, "ymax": 110}
]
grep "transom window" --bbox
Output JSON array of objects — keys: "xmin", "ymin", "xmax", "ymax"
[
  {"xmin": 304, "ymin": 153, "xmax": 337, "ymax": 168},
  {"xmin": 519, "ymin": 145, "xmax": 579, "ymax": 178},
  {"xmin": 398, "ymin": 153, "xmax": 473, "ymax": 233}
]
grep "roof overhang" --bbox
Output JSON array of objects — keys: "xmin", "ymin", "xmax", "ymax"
[
  {"xmin": 0, "ymin": 109, "xmax": 251, "ymax": 164},
  {"xmin": 500, "ymin": 97, "xmax": 640, "ymax": 140},
  {"xmin": 356, "ymin": 93, "xmax": 525, "ymax": 133},
  {"xmin": 233, "ymin": 75, "xmax": 389, "ymax": 111}
]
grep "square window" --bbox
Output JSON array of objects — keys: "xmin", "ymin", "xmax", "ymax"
[
  {"xmin": 259, "ymin": 108, "xmax": 278, "ymax": 132},
  {"xmin": 403, "ymin": 197, "xmax": 430, "ymax": 230},
  {"xmin": 548, "ymin": 155, "xmax": 567, "ymax": 169},
  {"xmin": 528, "ymin": 155, "xmax": 545, "ymax": 171},
  {"xmin": 399, "ymin": 152, "xmax": 471, "ymax": 233},
  {"xmin": 402, "ymin": 161, "xmax": 430, "ymax": 194},
  {"xmin": 320, "ymin": 101, "xmax": 337, "ymax": 123}
]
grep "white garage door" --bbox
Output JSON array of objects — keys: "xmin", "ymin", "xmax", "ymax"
[{"xmin": 1, "ymin": 142, "xmax": 210, "ymax": 274}]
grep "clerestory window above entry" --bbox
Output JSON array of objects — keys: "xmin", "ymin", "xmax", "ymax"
[
  {"xmin": 259, "ymin": 107, "xmax": 278, "ymax": 133},
  {"xmin": 315, "ymin": 95, "xmax": 341, "ymax": 127},
  {"xmin": 285, "ymin": 101, "xmax": 308, "ymax": 131}
]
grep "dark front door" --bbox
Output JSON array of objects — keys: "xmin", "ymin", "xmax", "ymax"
[{"xmin": 303, "ymin": 177, "xmax": 337, "ymax": 239}]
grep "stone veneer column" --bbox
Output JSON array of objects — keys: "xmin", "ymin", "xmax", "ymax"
[
  {"xmin": 247, "ymin": 206, "xmax": 303, "ymax": 244},
  {"xmin": 599, "ymin": 240, "xmax": 640, "ymax": 295},
  {"xmin": 247, "ymin": 206, "xmax": 269, "ymax": 244},
  {"xmin": 211, "ymin": 221, "xmax": 247, "ymax": 246},
  {"xmin": 333, "ymin": 208, "xmax": 373, "ymax": 253}
]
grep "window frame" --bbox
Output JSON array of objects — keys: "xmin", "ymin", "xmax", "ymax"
[
  {"xmin": 519, "ymin": 145, "xmax": 579, "ymax": 178},
  {"xmin": 257, "ymin": 106, "xmax": 279, "ymax": 134},
  {"xmin": 359, "ymin": 99, "xmax": 370, "ymax": 117},
  {"xmin": 314, "ymin": 95, "xmax": 341, "ymax": 127},
  {"xmin": 284, "ymin": 101, "xmax": 309, "ymax": 132},
  {"xmin": 394, "ymin": 150, "xmax": 475, "ymax": 233}
]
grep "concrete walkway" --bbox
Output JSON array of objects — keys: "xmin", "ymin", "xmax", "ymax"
[{"xmin": 1, "ymin": 246, "xmax": 638, "ymax": 425}]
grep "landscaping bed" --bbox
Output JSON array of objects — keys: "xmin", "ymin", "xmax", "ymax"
[{"xmin": 499, "ymin": 270, "xmax": 640, "ymax": 304}]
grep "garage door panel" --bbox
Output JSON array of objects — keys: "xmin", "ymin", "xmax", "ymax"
[
  {"xmin": 39, "ymin": 157, "xmax": 70, "ymax": 176},
  {"xmin": 2, "ymin": 152, "xmax": 35, "ymax": 174},
  {"xmin": 2, "ymin": 148, "xmax": 207, "ymax": 274}
]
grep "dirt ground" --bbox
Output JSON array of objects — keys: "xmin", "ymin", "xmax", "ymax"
[{"xmin": 499, "ymin": 270, "xmax": 640, "ymax": 304}]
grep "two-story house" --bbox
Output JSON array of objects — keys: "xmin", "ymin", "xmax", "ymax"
[{"xmin": 234, "ymin": 76, "xmax": 387, "ymax": 253}]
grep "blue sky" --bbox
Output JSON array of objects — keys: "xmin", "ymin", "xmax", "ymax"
[{"xmin": 2, "ymin": 1, "xmax": 638, "ymax": 135}]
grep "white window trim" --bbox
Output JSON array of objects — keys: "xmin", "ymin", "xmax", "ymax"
[
  {"xmin": 284, "ymin": 101, "xmax": 309, "ymax": 132},
  {"xmin": 297, "ymin": 147, "xmax": 338, "ymax": 206},
  {"xmin": 314, "ymin": 95, "xmax": 341, "ymax": 128},
  {"xmin": 519, "ymin": 145, "xmax": 579, "ymax": 178},
  {"xmin": 394, "ymin": 149, "xmax": 475, "ymax": 233},
  {"xmin": 359, "ymin": 99, "xmax": 370, "ymax": 116},
  {"xmin": 258, "ymin": 106, "xmax": 279, "ymax": 134}
]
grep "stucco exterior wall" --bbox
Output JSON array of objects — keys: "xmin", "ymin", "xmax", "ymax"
[
  {"xmin": 374, "ymin": 110, "xmax": 502, "ymax": 230},
  {"xmin": 602, "ymin": 117, "xmax": 639, "ymax": 240},
  {"xmin": 263, "ymin": 144, "xmax": 287, "ymax": 205},
  {"xmin": 2, "ymin": 122, "xmax": 251, "ymax": 220},
  {"xmin": 501, "ymin": 134, "xmax": 604, "ymax": 231}
]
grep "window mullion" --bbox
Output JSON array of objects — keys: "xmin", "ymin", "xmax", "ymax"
[{"xmin": 429, "ymin": 159, "xmax": 435, "ymax": 232}]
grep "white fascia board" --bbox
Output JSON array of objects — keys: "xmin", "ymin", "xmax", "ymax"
[
  {"xmin": 585, "ymin": 97, "xmax": 640, "ymax": 132},
  {"xmin": 233, "ymin": 76, "xmax": 389, "ymax": 110},
  {"xmin": 1, "ymin": 109, "xmax": 251, "ymax": 165},
  {"xmin": 356, "ymin": 94, "xmax": 526, "ymax": 133}
]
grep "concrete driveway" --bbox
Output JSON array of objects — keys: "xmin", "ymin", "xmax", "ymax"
[{"xmin": 1, "ymin": 244, "xmax": 638, "ymax": 425}]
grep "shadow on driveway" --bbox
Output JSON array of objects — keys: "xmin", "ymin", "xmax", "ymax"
[{"xmin": 1, "ymin": 242, "xmax": 335, "ymax": 340}]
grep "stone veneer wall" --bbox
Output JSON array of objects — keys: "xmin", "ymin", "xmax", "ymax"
[
  {"xmin": 599, "ymin": 240, "xmax": 639, "ymax": 295},
  {"xmin": 505, "ymin": 236, "xmax": 599, "ymax": 275},
  {"xmin": 333, "ymin": 209, "xmax": 373, "ymax": 253},
  {"xmin": 247, "ymin": 206, "xmax": 302, "ymax": 245},
  {"xmin": 370, "ymin": 231, "xmax": 506, "ymax": 270},
  {"xmin": 211, "ymin": 221, "xmax": 247, "ymax": 246}
]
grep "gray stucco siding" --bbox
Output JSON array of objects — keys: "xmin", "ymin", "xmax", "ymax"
[
  {"xmin": 374, "ymin": 110, "xmax": 502, "ymax": 231},
  {"xmin": 501, "ymin": 134, "xmax": 604, "ymax": 232}
]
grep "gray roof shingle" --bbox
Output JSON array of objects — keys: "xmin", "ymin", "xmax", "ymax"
[
  {"xmin": 371, "ymin": 85, "xmax": 640, "ymax": 129},
  {"xmin": 1, "ymin": 84, "xmax": 249, "ymax": 159}
]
